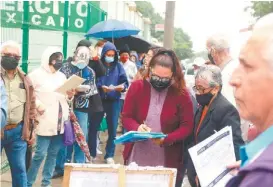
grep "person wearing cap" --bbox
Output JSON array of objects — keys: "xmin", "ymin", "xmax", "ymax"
[
  {"xmin": 192, "ymin": 57, "xmax": 206, "ymax": 72},
  {"xmin": 118, "ymin": 45, "xmax": 137, "ymax": 133}
]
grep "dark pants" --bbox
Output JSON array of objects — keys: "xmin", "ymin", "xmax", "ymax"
[
  {"xmin": 1, "ymin": 122, "xmax": 27, "ymax": 187},
  {"xmin": 88, "ymin": 100, "xmax": 120, "ymax": 159},
  {"xmin": 119, "ymin": 99, "xmax": 126, "ymax": 134}
]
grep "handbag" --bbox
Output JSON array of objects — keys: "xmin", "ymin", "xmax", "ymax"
[
  {"xmin": 63, "ymin": 99, "xmax": 76, "ymax": 146},
  {"xmin": 63, "ymin": 118, "xmax": 75, "ymax": 146}
]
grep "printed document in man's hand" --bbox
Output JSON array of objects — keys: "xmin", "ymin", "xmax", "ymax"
[
  {"xmin": 188, "ymin": 126, "xmax": 235, "ymax": 187},
  {"xmin": 55, "ymin": 75, "xmax": 85, "ymax": 95}
]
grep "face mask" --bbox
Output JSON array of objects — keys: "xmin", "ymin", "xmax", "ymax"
[
  {"xmin": 208, "ymin": 53, "xmax": 215, "ymax": 64},
  {"xmin": 120, "ymin": 56, "xmax": 129, "ymax": 63},
  {"xmin": 76, "ymin": 62, "xmax": 87, "ymax": 69},
  {"xmin": 195, "ymin": 92, "xmax": 214, "ymax": 106},
  {"xmin": 105, "ymin": 56, "xmax": 114, "ymax": 63},
  {"xmin": 1, "ymin": 56, "xmax": 19, "ymax": 70},
  {"xmin": 52, "ymin": 60, "xmax": 63, "ymax": 71},
  {"xmin": 150, "ymin": 75, "xmax": 171, "ymax": 92}
]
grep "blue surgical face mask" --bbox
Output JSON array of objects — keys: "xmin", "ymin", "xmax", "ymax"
[
  {"xmin": 76, "ymin": 62, "xmax": 87, "ymax": 69},
  {"xmin": 105, "ymin": 56, "xmax": 114, "ymax": 63}
]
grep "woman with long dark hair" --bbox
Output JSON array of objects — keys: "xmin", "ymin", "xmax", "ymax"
[{"xmin": 122, "ymin": 50, "xmax": 194, "ymax": 187}]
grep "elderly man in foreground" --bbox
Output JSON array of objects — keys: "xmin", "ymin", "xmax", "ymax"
[
  {"xmin": 1, "ymin": 41, "xmax": 36, "ymax": 187},
  {"xmin": 226, "ymin": 13, "xmax": 273, "ymax": 187}
]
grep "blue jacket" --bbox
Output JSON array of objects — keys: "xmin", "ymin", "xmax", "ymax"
[
  {"xmin": 97, "ymin": 42, "xmax": 129, "ymax": 100},
  {"xmin": 1, "ymin": 79, "xmax": 7, "ymax": 128},
  {"xmin": 60, "ymin": 60, "xmax": 98, "ymax": 110}
]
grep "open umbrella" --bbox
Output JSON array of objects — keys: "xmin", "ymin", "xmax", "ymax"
[
  {"xmin": 105, "ymin": 35, "xmax": 158, "ymax": 53},
  {"xmin": 85, "ymin": 19, "xmax": 140, "ymax": 39}
]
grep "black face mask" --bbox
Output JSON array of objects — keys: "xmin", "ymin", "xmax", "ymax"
[
  {"xmin": 150, "ymin": 75, "xmax": 171, "ymax": 92},
  {"xmin": 208, "ymin": 53, "xmax": 215, "ymax": 64},
  {"xmin": 196, "ymin": 92, "xmax": 214, "ymax": 106},
  {"xmin": 51, "ymin": 60, "xmax": 63, "ymax": 71},
  {"xmin": 1, "ymin": 56, "xmax": 19, "ymax": 70}
]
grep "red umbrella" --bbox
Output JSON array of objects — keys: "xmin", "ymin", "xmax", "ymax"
[{"xmin": 70, "ymin": 112, "xmax": 91, "ymax": 162}]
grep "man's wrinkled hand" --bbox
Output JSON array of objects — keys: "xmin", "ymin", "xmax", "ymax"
[{"xmin": 227, "ymin": 160, "xmax": 241, "ymax": 176}]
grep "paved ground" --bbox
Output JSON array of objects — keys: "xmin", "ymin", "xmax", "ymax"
[{"xmin": 1, "ymin": 131, "xmax": 190, "ymax": 187}]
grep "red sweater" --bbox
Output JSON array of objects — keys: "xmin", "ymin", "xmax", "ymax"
[{"xmin": 122, "ymin": 80, "xmax": 194, "ymax": 179}]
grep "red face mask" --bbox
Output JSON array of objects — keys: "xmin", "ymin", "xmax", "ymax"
[{"xmin": 120, "ymin": 56, "xmax": 129, "ymax": 63}]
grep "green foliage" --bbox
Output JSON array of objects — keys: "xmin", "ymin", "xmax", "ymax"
[
  {"xmin": 135, "ymin": 1, "xmax": 164, "ymax": 39},
  {"xmin": 135, "ymin": 1, "xmax": 193, "ymax": 60},
  {"xmin": 247, "ymin": 1, "xmax": 273, "ymax": 18},
  {"xmin": 173, "ymin": 28, "xmax": 193, "ymax": 60}
]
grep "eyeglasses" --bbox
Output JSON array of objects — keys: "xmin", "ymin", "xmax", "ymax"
[
  {"xmin": 151, "ymin": 74, "xmax": 172, "ymax": 83},
  {"xmin": 193, "ymin": 86, "xmax": 213, "ymax": 94},
  {"xmin": 1, "ymin": 53, "xmax": 21, "ymax": 60}
]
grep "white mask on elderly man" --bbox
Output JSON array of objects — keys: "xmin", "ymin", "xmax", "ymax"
[{"xmin": 72, "ymin": 46, "xmax": 90, "ymax": 69}]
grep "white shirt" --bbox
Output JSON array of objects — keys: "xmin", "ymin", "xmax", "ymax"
[
  {"xmin": 221, "ymin": 59, "xmax": 239, "ymax": 107},
  {"xmin": 121, "ymin": 60, "xmax": 138, "ymax": 100}
]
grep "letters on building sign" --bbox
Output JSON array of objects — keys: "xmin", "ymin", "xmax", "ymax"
[{"xmin": 0, "ymin": 1, "xmax": 98, "ymax": 32}]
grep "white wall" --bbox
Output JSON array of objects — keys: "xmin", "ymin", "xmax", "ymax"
[{"xmin": 100, "ymin": 1, "xmax": 150, "ymax": 39}]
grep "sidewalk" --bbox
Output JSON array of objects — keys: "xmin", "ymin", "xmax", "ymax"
[{"xmin": 1, "ymin": 131, "xmax": 190, "ymax": 187}]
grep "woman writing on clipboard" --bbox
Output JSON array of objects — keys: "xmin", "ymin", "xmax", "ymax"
[{"xmin": 122, "ymin": 50, "xmax": 194, "ymax": 187}]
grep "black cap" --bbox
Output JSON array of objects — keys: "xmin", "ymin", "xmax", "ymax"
[
  {"xmin": 119, "ymin": 44, "xmax": 130, "ymax": 55},
  {"xmin": 76, "ymin": 39, "xmax": 92, "ymax": 49}
]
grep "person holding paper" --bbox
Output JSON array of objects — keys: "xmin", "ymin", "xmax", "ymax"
[
  {"xmin": 225, "ymin": 13, "xmax": 273, "ymax": 187},
  {"xmin": 122, "ymin": 50, "xmax": 194, "ymax": 187},
  {"xmin": 89, "ymin": 42, "xmax": 129, "ymax": 164},
  {"xmin": 27, "ymin": 47, "xmax": 74, "ymax": 187},
  {"xmin": 58, "ymin": 45, "xmax": 98, "ymax": 165},
  {"xmin": 186, "ymin": 65, "xmax": 244, "ymax": 187}
]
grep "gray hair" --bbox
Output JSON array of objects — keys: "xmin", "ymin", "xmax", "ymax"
[
  {"xmin": 207, "ymin": 33, "xmax": 231, "ymax": 51},
  {"xmin": 195, "ymin": 65, "xmax": 222, "ymax": 87},
  {"xmin": 253, "ymin": 13, "xmax": 273, "ymax": 65},
  {"xmin": 0, "ymin": 40, "xmax": 21, "ymax": 55}
]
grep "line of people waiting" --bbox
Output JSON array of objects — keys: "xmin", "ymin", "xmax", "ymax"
[{"xmin": 2, "ymin": 13, "xmax": 273, "ymax": 187}]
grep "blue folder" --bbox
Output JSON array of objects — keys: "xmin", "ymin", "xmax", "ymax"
[{"xmin": 114, "ymin": 131, "xmax": 167, "ymax": 144}]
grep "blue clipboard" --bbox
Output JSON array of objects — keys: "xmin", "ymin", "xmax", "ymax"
[{"xmin": 114, "ymin": 131, "xmax": 167, "ymax": 144}]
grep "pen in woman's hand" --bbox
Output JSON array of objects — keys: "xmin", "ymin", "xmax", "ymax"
[{"xmin": 142, "ymin": 121, "xmax": 151, "ymax": 132}]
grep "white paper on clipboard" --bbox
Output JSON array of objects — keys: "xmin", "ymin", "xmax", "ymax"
[
  {"xmin": 55, "ymin": 75, "xmax": 85, "ymax": 95},
  {"xmin": 188, "ymin": 126, "xmax": 235, "ymax": 187}
]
